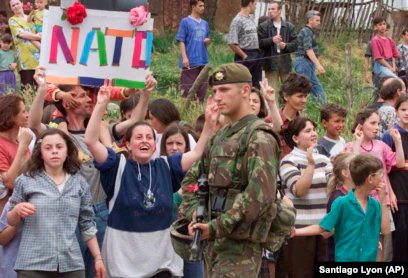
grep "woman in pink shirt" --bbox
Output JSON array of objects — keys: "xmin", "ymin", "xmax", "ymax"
[{"xmin": 345, "ymin": 107, "xmax": 404, "ymax": 261}]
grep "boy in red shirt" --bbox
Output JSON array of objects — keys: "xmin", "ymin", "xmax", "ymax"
[{"xmin": 371, "ymin": 17, "xmax": 400, "ymax": 79}]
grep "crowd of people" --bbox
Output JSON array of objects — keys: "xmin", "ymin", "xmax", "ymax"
[{"xmin": 0, "ymin": 0, "xmax": 407, "ymax": 278}]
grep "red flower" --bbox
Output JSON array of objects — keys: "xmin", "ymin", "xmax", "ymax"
[
  {"xmin": 66, "ymin": 2, "xmax": 87, "ymax": 25},
  {"xmin": 188, "ymin": 184, "xmax": 199, "ymax": 194},
  {"xmin": 23, "ymin": 2, "xmax": 33, "ymax": 12}
]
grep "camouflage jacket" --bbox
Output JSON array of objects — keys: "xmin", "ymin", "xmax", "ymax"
[{"xmin": 179, "ymin": 115, "xmax": 280, "ymax": 241}]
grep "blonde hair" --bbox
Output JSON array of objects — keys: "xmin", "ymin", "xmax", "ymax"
[{"xmin": 327, "ymin": 153, "xmax": 356, "ymax": 196}]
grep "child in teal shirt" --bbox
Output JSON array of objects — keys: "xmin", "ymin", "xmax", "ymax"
[
  {"xmin": 293, "ymin": 154, "xmax": 391, "ymax": 261},
  {"xmin": 0, "ymin": 34, "xmax": 17, "ymax": 94}
]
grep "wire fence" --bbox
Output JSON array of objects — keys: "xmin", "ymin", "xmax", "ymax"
[{"xmin": 256, "ymin": 0, "xmax": 407, "ymax": 43}]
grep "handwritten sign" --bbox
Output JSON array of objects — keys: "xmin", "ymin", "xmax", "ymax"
[
  {"xmin": 61, "ymin": 0, "xmax": 148, "ymax": 11},
  {"xmin": 40, "ymin": 6, "xmax": 154, "ymax": 88}
]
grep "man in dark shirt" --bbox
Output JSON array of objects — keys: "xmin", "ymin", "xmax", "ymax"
[
  {"xmin": 294, "ymin": 10, "xmax": 326, "ymax": 104},
  {"xmin": 258, "ymin": 1, "xmax": 297, "ymax": 93}
]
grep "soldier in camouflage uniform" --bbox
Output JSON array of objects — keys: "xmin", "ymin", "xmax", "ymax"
[{"xmin": 179, "ymin": 63, "xmax": 281, "ymax": 278}]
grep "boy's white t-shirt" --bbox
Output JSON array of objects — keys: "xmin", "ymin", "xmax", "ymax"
[
  {"xmin": 325, "ymin": 136, "xmax": 346, "ymax": 158},
  {"xmin": 273, "ymin": 21, "xmax": 282, "ymax": 53}
]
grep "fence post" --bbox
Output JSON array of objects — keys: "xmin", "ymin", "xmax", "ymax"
[{"xmin": 345, "ymin": 43, "xmax": 353, "ymax": 110}]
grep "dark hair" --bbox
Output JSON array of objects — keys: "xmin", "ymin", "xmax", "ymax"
[
  {"xmin": 190, "ymin": 0, "xmax": 204, "ymax": 7},
  {"xmin": 351, "ymin": 108, "xmax": 378, "ymax": 134},
  {"xmin": 148, "ymin": 98, "xmax": 181, "ymax": 127},
  {"xmin": 0, "ymin": 95, "xmax": 24, "ymax": 132},
  {"xmin": 320, "ymin": 103, "xmax": 347, "ymax": 122},
  {"xmin": 372, "ymin": 16, "xmax": 386, "ymax": 26},
  {"xmin": 269, "ymin": 1, "xmax": 282, "ymax": 10},
  {"xmin": 280, "ymin": 73, "xmax": 312, "ymax": 100},
  {"xmin": 380, "ymin": 78, "xmax": 403, "ymax": 100},
  {"xmin": 3, "ymin": 27, "xmax": 11, "ymax": 35},
  {"xmin": 119, "ymin": 94, "xmax": 140, "ymax": 121},
  {"xmin": 0, "ymin": 33, "xmax": 12, "ymax": 44},
  {"xmin": 160, "ymin": 123, "xmax": 191, "ymax": 156},
  {"xmin": 402, "ymin": 28, "xmax": 408, "ymax": 36},
  {"xmin": 53, "ymin": 101, "xmax": 67, "ymax": 118},
  {"xmin": 349, "ymin": 154, "xmax": 383, "ymax": 186},
  {"xmin": 0, "ymin": 10, "xmax": 7, "ymax": 17},
  {"xmin": 57, "ymin": 84, "xmax": 75, "ymax": 92},
  {"xmin": 25, "ymin": 129, "xmax": 81, "ymax": 177},
  {"xmin": 251, "ymin": 88, "xmax": 268, "ymax": 118},
  {"xmin": 125, "ymin": 121, "xmax": 156, "ymax": 143},
  {"xmin": 195, "ymin": 114, "xmax": 205, "ymax": 135},
  {"xmin": 241, "ymin": 0, "xmax": 255, "ymax": 8},
  {"xmin": 395, "ymin": 94, "xmax": 408, "ymax": 110},
  {"xmin": 281, "ymin": 117, "xmax": 317, "ymax": 149}
]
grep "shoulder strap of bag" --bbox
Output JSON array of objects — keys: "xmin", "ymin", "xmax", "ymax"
[
  {"xmin": 237, "ymin": 119, "xmax": 282, "ymax": 193},
  {"xmin": 108, "ymin": 154, "xmax": 127, "ymax": 213}
]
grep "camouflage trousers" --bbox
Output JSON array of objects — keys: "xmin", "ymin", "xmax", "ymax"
[{"xmin": 204, "ymin": 237, "xmax": 263, "ymax": 278}]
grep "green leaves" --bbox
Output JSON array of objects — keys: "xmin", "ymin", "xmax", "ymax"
[{"xmin": 61, "ymin": 10, "xmax": 67, "ymax": 21}]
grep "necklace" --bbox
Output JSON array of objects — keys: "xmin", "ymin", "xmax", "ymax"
[
  {"xmin": 360, "ymin": 140, "xmax": 374, "ymax": 152},
  {"xmin": 137, "ymin": 161, "xmax": 156, "ymax": 208}
]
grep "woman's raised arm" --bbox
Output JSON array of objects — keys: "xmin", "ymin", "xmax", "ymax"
[
  {"xmin": 84, "ymin": 81, "xmax": 111, "ymax": 164},
  {"xmin": 28, "ymin": 67, "xmax": 47, "ymax": 135},
  {"xmin": 181, "ymin": 96, "xmax": 218, "ymax": 172},
  {"xmin": 114, "ymin": 74, "xmax": 156, "ymax": 136}
]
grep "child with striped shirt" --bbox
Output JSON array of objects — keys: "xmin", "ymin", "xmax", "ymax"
[{"xmin": 279, "ymin": 117, "xmax": 332, "ymax": 278}]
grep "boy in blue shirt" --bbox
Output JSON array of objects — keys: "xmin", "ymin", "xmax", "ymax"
[
  {"xmin": 293, "ymin": 154, "xmax": 390, "ymax": 261},
  {"xmin": 176, "ymin": 0, "xmax": 210, "ymax": 103}
]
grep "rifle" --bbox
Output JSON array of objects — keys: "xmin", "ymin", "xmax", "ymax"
[{"xmin": 190, "ymin": 173, "xmax": 209, "ymax": 261}]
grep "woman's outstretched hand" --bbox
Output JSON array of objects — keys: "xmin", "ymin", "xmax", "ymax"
[
  {"xmin": 97, "ymin": 79, "xmax": 112, "ymax": 106},
  {"xmin": 204, "ymin": 95, "xmax": 219, "ymax": 132}
]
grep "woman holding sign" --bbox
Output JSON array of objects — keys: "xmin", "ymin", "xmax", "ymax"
[
  {"xmin": 85, "ymin": 79, "xmax": 217, "ymax": 277},
  {"xmin": 8, "ymin": 0, "xmax": 41, "ymax": 88}
]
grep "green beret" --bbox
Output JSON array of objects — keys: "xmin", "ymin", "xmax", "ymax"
[{"xmin": 209, "ymin": 63, "xmax": 252, "ymax": 86}]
